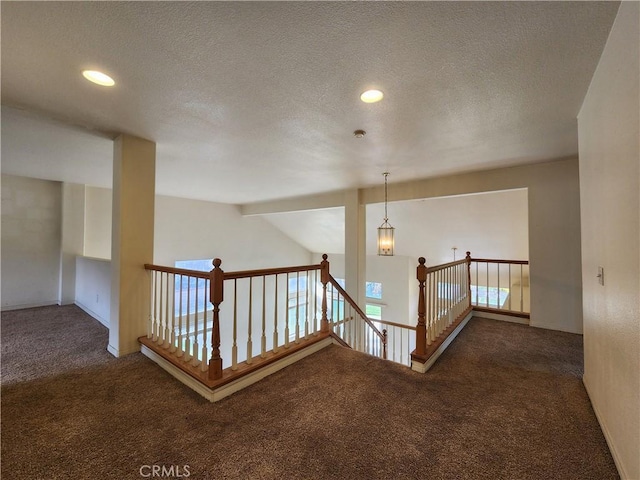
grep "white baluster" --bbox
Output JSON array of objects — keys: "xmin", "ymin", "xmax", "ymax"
[
  {"xmin": 272, "ymin": 275, "xmax": 279, "ymax": 354},
  {"xmin": 147, "ymin": 270, "xmax": 154, "ymax": 339},
  {"xmin": 304, "ymin": 271, "xmax": 310, "ymax": 340},
  {"xmin": 284, "ymin": 274, "xmax": 290, "ymax": 348},
  {"xmin": 191, "ymin": 278, "xmax": 201, "ymax": 367},
  {"xmin": 232, "ymin": 279, "xmax": 238, "ymax": 371},
  {"xmin": 176, "ymin": 275, "xmax": 184, "ymax": 356},
  {"xmin": 261, "ymin": 275, "xmax": 267, "ymax": 358},
  {"xmin": 184, "ymin": 276, "xmax": 192, "ymax": 362},
  {"xmin": 246, "ymin": 278, "xmax": 253, "ymax": 364}
]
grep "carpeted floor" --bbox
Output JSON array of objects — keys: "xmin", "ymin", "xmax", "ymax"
[{"xmin": 1, "ymin": 305, "xmax": 618, "ymax": 480}]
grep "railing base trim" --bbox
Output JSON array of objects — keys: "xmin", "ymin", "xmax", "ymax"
[
  {"xmin": 141, "ymin": 336, "xmax": 334, "ymax": 402},
  {"xmin": 472, "ymin": 306, "xmax": 530, "ymax": 320},
  {"xmin": 472, "ymin": 309, "xmax": 530, "ymax": 325},
  {"xmin": 141, "ymin": 344, "xmax": 219, "ymax": 401},
  {"xmin": 411, "ymin": 310, "xmax": 473, "ymax": 374}
]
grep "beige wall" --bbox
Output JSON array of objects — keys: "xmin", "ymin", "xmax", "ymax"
[
  {"xmin": 82, "ymin": 188, "xmax": 312, "ymax": 270},
  {"xmin": 109, "ymin": 134, "xmax": 156, "ymax": 357},
  {"xmin": 1, "ymin": 175, "xmax": 62, "ymax": 309},
  {"xmin": 59, "ymin": 183, "xmax": 85, "ymax": 304},
  {"xmin": 314, "ymin": 253, "xmax": 415, "ymax": 326},
  {"xmin": 84, "ymin": 186, "xmax": 112, "ymax": 259},
  {"xmin": 153, "ymin": 195, "xmax": 312, "ymax": 270},
  {"xmin": 259, "ymin": 157, "xmax": 583, "ymax": 334},
  {"xmin": 365, "ymin": 188, "xmax": 529, "ymax": 264},
  {"xmin": 75, "ymin": 256, "xmax": 111, "ymax": 327},
  {"xmin": 372, "ymin": 159, "xmax": 584, "ymax": 334},
  {"xmin": 577, "ymin": 2, "xmax": 639, "ymax": 479}
]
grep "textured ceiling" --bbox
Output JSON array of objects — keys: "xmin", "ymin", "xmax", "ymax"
[{"xmin": 1, "ymin": 1, "xmax": 619, "ymax": 204}]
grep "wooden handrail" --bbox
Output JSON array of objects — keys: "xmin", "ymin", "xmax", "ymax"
[
  {"xmin": 425, "ymin": 258, "xmax": 469, "ymax": 274},
  {"xmin": 144, "ymin": 263, "xmax": 210, "ymax": 278},
  {"xmin": 223, "ymin": 263, "xmax": 322, "ymax": 280},
  {"xmin": 375, "ymin": 319, "xmax": 416, "ymax": 331},
  {"xmin": 470, "ymin": 258, "xmax": 529, "ymax": 265},
  {"xmin": 145, "ymin": 262, "xmax": 322, "ymax": 280},
  {"xmin": 328, "ymin": 275, "xmax": 385, "ymax": 341}
]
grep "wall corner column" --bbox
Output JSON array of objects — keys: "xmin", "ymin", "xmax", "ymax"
[
  {"xmin": 344, "ymin": 189, "xmax": 366, "ymax": 306},
  {"xmin": 108, "ymin": 134, "xmax": 156, "ymax": 357},
  {"xmin": 58, "ymin": 183, "xmax": 86, "ymax": 305}
]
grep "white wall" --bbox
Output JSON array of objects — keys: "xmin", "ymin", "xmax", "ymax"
[
  {"xmin": 84, "ymin": 186, "xmax": 112, "ymax": 259},
  {"xmin": 153, "ymin": 195, "xmax": 312, "ymax": 270},
  {"xmin": 363, "ymin": 159, "xmax": 583, "ymax": 334},
  {"xmin": 1, "ymin": 175, "xmax": 62, "ymax": 309},
  {"xmin": 577, "ymin": 3, "xmax": 639, "ymax": 479},
  {"xmin": 366, "ymin": 189, "xmax": 529, "ymax": 264},
  {"xmin": 83, "ymin": 190, "xmax": 312, "ymax": 269},
  {"xmin": 312, "ymin": 253, "xmax": 415, "ymax": 326},
  {"xmin": 75, "ymin": 256, "xmax": 111, "ymax": 327},
  {"xmin": 59, "ymin": 183, "xmax": 85, "ymax": 304},
  {"xmin": 269, "ymin": 158, "xmax": 582, "ymax": 333},
  {"xmin": 366, "ymin": 255, "xmax": 415, "ymax": 326}
]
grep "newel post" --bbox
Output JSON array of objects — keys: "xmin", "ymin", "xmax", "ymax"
[
  {"xmin": 382, "ymin": 329, "xmax": 388, "ymax": 360},
  {"xmin": 208, "ymin": 258, "xmax": 224, "ymax": 380},
  {"xmin": 320, "ymin": 254, "xmax": 330, "ymax": 333},
  {"xmin": 465, "ymin": 251, "xmax": 472, "ymax": 303},
  {"xmin": 415, "ymin": 257, "xmax": 427, "ymax": 357}
]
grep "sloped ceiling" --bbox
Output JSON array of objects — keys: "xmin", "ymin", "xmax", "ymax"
[{"xmin": 262, "ymin": 189, "xmax": 529, "ymax": 262}]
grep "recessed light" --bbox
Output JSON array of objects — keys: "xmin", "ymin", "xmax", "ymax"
[
  {"xmin": 360, "ymin": 89, "xmax": 384, "ymax": 103},
  {"xmin": 82, "ymin": 70, "xmax": 115, "ymax": 87},
  {"xmin": 353, "ymin": 129, "xmax": 366, "ymax": 138}
]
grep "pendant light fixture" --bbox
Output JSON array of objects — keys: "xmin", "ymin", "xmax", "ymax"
[{"xmin": 377, "ymin": 172, "xmax": 395, "ymax": 256}]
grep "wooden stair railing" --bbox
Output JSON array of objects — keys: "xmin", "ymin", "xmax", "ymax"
[
  {"xmin": 142, "ymin": 254, "xmax": 387, "ymax": 392},
  {"xmin": 411, "ymin": 252, "xmax": 530, "ymax": 372},
  {"xmin": 143, "ymin": 258, "xmax": 328, "ymax": 387},
  {"xmin": 411, "ymin": 253, "xmax": 473, "ymax": 370},
  {"xmin": 468, "ymin": 257, "xmax": 530, "ymax": 317},
  {"xmin": 326, "ymin": 274, "xmax": 387, "ymax": 360}
]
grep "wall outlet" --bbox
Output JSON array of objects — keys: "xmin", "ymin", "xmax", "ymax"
[{"xmin": 597, "ymin": 267, "xmax": 604, "ymax": 286}]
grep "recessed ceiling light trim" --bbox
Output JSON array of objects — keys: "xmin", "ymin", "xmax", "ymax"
[
  {"xmin": 353, "ymin": 129, "xmax": 366, "ymax": 138},
  {"xmin": 360, "ymin": 89, "xmax": 384, "ymax": 103},
  {"xmin": 82, "ymin": 70, "xmax": 115, "ymax": 87}
]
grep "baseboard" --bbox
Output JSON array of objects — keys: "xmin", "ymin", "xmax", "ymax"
[
  {"xmin": 583, "ymin": 376, "xmax": 628, "ymax": 479},
  {"xmin": 528, "ymin": 320, "xmax": 582, "ymax": 335},
  {"xmin": 1, "ymin": 301, "xmax": 58, "ymax": 312},
  {"xmin": 107, "ymin": 344, "xmax": 119, "ymax": 358},
  {"xmin": 75, "ymin": 301, "xmax": 110, "ymax": 328},
  {"xmin": 142, "ymin": 337, "xmax": 334, "ymax": 402},
  {"xmin": 107, "ymin": 343, "xmax": 140, "ymax": 358},
  {"xmin": 472, "ymin": 310, "xmax": 530, "ymax": 325},
  {"xmin": 412, "ymin": 310, "xmax": 473, "ymax": 373}
]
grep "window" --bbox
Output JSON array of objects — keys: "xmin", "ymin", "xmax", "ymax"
[
  {"xmin": 331, "ymin": 278, "xmax": 384, "ymax": 320},
  {"xmin": 365, "ymin": 304, "xmax": 382, "ymax": 320},
  {"xmin": 174, "ymin": 259, "xmax": 212, "ymax": 315},
  {"xmin": 471, "ymin": 285, "xmax": 510, "ymax": 309},
  {"xmin": 366, "ymin": 281, "xmax": 382, "ymax": 299},
  {"xmin": 287, "ymin": 274, "xmax": 309, "ymax": 336},
  {"xmin": 437, "ymin": 282, "xmax": 461, "ymax": 300},
  {"xmin": 332, "ymin": 279, "xmax": 382, "ymax": 300}
]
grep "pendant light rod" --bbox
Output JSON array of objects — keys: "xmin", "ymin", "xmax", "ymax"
[{"xmin": 383, "ymin": 172, "xmax": 389, "ymax": 220}]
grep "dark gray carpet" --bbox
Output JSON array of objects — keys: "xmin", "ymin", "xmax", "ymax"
[{"xmin": 1, "ymin": 305, "xmax": 618, "ymax": 479}]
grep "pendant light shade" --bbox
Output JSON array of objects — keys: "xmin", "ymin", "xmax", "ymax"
[{"xmin": 377, "ymin": 172, "xmax": 395, "ymax": 256}]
